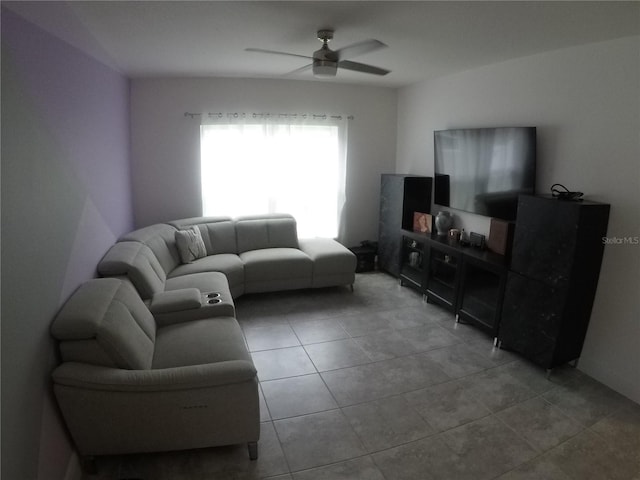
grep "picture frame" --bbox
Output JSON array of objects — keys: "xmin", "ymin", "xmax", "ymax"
[{"xmin": 413, "ymin": 212, "xmax": 432, "ymax": 234}]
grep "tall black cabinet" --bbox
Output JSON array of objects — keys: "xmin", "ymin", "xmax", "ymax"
[
  {"xmin": 378, "ymin": 175, "xmax": 432, "ymax": 276},
  {"xmin": 499, "ymin": 195, "xmax": 610, "ymax": 370}
]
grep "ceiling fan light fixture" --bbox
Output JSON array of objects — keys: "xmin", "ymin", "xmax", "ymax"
[{"xmin": 313, "ymin": 60, "xmax": 337, "ymax": 77}]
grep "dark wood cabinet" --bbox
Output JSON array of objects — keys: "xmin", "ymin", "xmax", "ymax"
[
  {"xmin": 400, "ymin": 232, "xmax": 508, "ymax": 335},
  {"xmin": 498, "ymin": 195, "xmax": 610, "ymax": 370},
  {"xmin": 378, "ymin": 175, "xmax": 432, "ymax": 276},
  {"xmin": 399, "ymin": 232, "xmax": 427, "ymax": 289},
  {"xmin": 424, "ymin": 237, "xmax": 462, "ymax": 312},
  {"xmin": 457, "ymin": 250, "xmax": 508, "ymax": 337}
]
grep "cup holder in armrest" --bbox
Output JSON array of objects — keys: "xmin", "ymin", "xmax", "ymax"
[
  {"xmin": 206, "ymin": 292, "xmax": 221, "ymax": 299},
  {"xmin": 207, "ymin": 298, "xmax": 222, "ymax": 305}
]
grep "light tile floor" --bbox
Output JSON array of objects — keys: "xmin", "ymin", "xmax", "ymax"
[{"xmin": 92, "ymin": 272, "xmax": 640, "ymax": 480}]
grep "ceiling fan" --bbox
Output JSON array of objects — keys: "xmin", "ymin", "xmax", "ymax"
[{"xmin": 246, "ymin": 29, "xmax": 390, "ymax": 78}]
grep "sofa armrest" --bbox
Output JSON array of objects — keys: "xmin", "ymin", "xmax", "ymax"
[
  {"xmin": 149, "ymin": 288, "xmax": 202, "ymax": 314},
  {"xmin": 52, "ymin": 360, "xmax": 257, "ymax": 392}
]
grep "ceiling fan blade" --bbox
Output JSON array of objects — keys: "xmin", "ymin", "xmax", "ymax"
[
  {"xmin": 245, "ymin": 48, "xmax": 312, "ymax": 60},
  {"xmin": 338, "ymin": 60, "xmax": 390, "ymax": 76},
  {"xmin": 335, "ymin": 39, "xmax": 387, "ymax": 61},
  {"xmin": 284, "ymin": 64, "xmax": 313, "ymax": 76}
]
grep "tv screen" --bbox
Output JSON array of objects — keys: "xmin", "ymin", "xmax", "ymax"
[{"xmin": 434, "ymin": 127, "xmax": 536, "ymax": 221}]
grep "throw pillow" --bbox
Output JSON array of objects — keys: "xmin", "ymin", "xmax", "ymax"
[{"xmin": 175, "ymin": 227, "xmax": 207, "ymax": 264}]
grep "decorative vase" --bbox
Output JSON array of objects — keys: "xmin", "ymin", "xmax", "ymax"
[{"xmin": 435, "ymin": 211, "xmax": 453, "ymax": 236}]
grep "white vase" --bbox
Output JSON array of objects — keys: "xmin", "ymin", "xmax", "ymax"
[{"xmin": 435, "ymin": 211, "xmax": 453, "ymax": 236}]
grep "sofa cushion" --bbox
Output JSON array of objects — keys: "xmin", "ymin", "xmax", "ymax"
[
  {"xmin": 149, "ymin": 288, "xmax": 202, "ymax": 314},
  {"xmin": 198, "ymin": 221, "xmax": 237, "ymax": 255},
  {"xmin": 165, "ymin": 271, "xmax": 231, "ymax": 297},
  {"xmin": 98, "ymin": 242, "xmax": 167, "ymax": 299},
  {"xmin": 169, "ymin": 217, "xmax": 237, "ymax": 255},
  {"xmin": 175, "ymin": 227, "xmax": 207, "ymax": 263},
  {"xmin": 235, "ymin": 214, "xmax": 299, "ymax": 253},
  {"xmin": 153, "ymin": 317, "xmax": 252, "ymax": 369},
  {"xmin": 168, "ymin": 254, "xmax": 244, "ymax": 296},
  {"xmin": 240, "ymin": 248, "xmax": 312, "ymax": 284},
  {"xmin": 121, "ymin": 223, "xmax": 180, "ymax": 275},
  {"xmin": 51, "ymin": 278, "xmax": 156, "ymax": 370}
]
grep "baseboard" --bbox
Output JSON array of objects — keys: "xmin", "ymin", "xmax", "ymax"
[{"xmin": 578, "ymin": 361, "xmax": 640, "ymax": 405}]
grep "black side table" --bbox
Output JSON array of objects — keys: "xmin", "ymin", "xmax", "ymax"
[{"xmin": 349, "ymin": 246, "xmax": 377, "ymax": 272}]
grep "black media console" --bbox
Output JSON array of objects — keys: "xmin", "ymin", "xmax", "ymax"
[
  {"xmin": 398, "ymin": 194, "xmax": 610, "ymax": 371},
  {"xmin": 400, "ymin": 230, "xmax": 508, "ymax": 339}
]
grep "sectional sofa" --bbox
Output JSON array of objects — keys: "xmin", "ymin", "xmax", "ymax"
[
  {"xmin": 50, "ymin": 213, "xmax": 356, "ymax": 470},
  {"xmin": 98, "ymin": 214, "xmax": 356, "ymax": 312}
]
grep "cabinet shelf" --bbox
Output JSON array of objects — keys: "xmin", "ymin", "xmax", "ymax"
[
  {"xmin": 464, "ymin": 290, "xmax": 499, "ymax": 311},
  {"xmin": 458, "ymin": 298, "xmax": 497, "ymax": 331},
  {"xmin": 430, "ymin": 276, "xmax": 456, "ymax": 291},
  {"xmin": 432, "ymin": 258, "xmax": 457, "ymax": 271},
  {"xmin": 401, "ymin": 264, "xmax": 424, "ymax": 278},
  {"xmin": 399, "ymin": 271, "xmax": 422, "ymax": 288},
  {"xmin": 424, "ymin": 237, "xmax": 462, "ymax": 311},
  {"xmin": 427, "ymin": 279, "xmax": 457, "ymax": 308},
  {"xmin": 430, "ymin": 264, "xmax": 457, "ymax": 282},
  {"xmin": 399, "ymin": 232, "xmax": 427, "ymax": 289}
]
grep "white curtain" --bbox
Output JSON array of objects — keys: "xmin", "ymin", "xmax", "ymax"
[{"xmin": 200, "ymin": 113, "xmax": 348, "ymax": 240}]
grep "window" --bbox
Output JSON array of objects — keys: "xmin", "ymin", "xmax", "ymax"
[{"xmin": 200, "ymin": 115, "xmax": 347, "ymax": 239}]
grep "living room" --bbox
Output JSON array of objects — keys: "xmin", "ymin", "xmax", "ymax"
[{"xmin": 2, "ymin": 2, "xmax": 639, "ymax": 479}]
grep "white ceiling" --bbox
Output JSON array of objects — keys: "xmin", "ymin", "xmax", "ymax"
[{"xmin": 5, "ymin": 1, "xmax": 639, "ymax": 88}]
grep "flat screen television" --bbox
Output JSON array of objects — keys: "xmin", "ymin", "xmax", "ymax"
[{"xmin": 434, "ymin": 127, "xmax": 536, "ymax": 221}]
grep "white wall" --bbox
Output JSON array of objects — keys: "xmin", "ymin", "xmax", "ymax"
[
  {"xmin": 396, "ymin": 36, "xmax": 640, "ymax": 403},
  {"xmin": 130, "ymin": 77, "xmax": 397, "ymax": 247}
]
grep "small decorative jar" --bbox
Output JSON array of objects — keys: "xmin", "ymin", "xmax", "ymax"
[{"xmin": 435, "ymin": 211, "xmax": 453, "ymax": 236}]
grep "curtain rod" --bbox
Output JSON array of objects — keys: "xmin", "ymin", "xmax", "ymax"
[{"xmin": 184, "ymin": 112, "xmax": 354, "ymax": 120}]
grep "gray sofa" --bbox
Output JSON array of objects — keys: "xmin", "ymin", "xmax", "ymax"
[
  {"xmin": 50, "ymin": 213, "xmax": 356, "ymax": 469},
  {"xmin": 98, "ymin": 213, "xmax": 356, "ymax": 312},
  {"xmin": 50, "ymin": 277, "xmax": 260, "ymax": 469}
]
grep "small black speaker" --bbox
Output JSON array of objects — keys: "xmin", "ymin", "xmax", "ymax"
[
  {"xmin": 469, "ymin": 232, "xmax": 486, "ymax": 249},
  {"xmin": 350, "ymin": 246, "xmax": 376, "ymax": 272}
]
